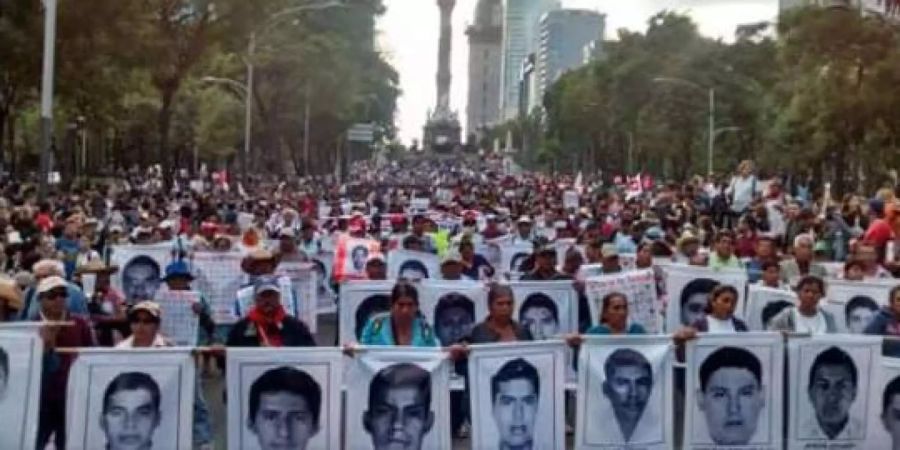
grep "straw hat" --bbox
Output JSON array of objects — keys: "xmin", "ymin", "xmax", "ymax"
[{"xmin": 75, "ymin": 259, "xmax": 119, "ymax": 275}]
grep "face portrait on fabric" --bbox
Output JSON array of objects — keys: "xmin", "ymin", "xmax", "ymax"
[
  {"xmin": 363, "ymin": 363, "xmax": 434, "ymax": 450},
  {"xmin": 882, "ymin": 376, "xmax": 900, "ymax": 450},
  {"xmin": 100, "ymin": 372, "xmax": 162, "ymax": 450},
  {"xmin": 122, "ymin": 256, "xmax": 162, "ymax": 301},
  {"xmin": 695, "ymin": 346, "xmax": 766, "ymax": 446},
  {"xmin": 679, "ymin": 278, "xmax": 719, "ymax": 327},
  {"xmin": 519, "ymin": 293, "xmax": 559, "ymax": 341},
  {"xmin": 510, "ymin": 252, "xmax": 529, "ymax": 272},
  {"xmin": 351, "ymin": 246, "xmax": 370, "ymax": 272},
  {"xmin": 491, "ymin": 358, "xmax": 540, "ymax": 450},
  {"xmin": 0, "ymin": 346, "xmax": 8, "ymax": 400},
  {"xmin": 247, "ymin": 366, "xmax": 321, "ymax": 450},
  {"xmin": 433, "ymin": 293, "xmax": 475, "ymax": 346},
  {"xmin": 398, "ymin": 260, "xmax": 429, "ymax": 282},
  {"xmin": 761, "ymin": 300, "xmax": 793, "ymax": 330},
  {"xmin": 311, "ymin": 258, "xmax": 332, "ymax": 298},
  {"xmin": 802, "ymin": 346, "xmax": 863, "ymax": 441},
  {"xmin": 603, "ymin": 349, "xmax": 653, "ymax": 443},
  {"xmin": 844, "ymin": 296, "xmax": 878, "ymax": 334}
]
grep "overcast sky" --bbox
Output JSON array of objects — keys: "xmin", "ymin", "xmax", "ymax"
[{"xmin": 378, "ymin": 0, "xmax": 779, "ymax": 145}]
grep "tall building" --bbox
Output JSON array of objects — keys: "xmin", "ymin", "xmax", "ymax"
[
  {"xmin": 499, "ymin": 0, "xmax": 561, "ymax": 121},
  {"xmin": 466, "ymin": 0, "xmax": 503, "ymax": 140},
  {"xmin": 532, "ymin": 9, "xmax": 604, "ymax": 113}
]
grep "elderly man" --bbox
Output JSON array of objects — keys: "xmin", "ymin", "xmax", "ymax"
[
  {"xmin": 227, "ymin": 277, "xmax": 316, "ymax": 347},
  {"xmin": 19, "ymin": 259, "xmax": 89, "ymax": 320},
  {"xmin": 780, "ymin": 234, "xmax": 828, "ymax": 283}
]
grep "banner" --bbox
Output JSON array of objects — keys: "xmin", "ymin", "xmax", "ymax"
[
  {"xmin": 276, "ymin": 261, "xmax": 319, "ymax": 332},
  {"xmin": 510, "ymin": 281, "xmax": 578, "ymax": 341},
  {"xmin": 333, "ymin": 236, "xmax": 381, "ymax": 281},
  {"xmin": 311, "ymin": 252, "xmax": 338, "ymax": 313},
  {"xmin": 66, "ymin": 349, "xmax": 195, "ymax": 450},
  {"xmin": 190, "ymin": 251, "xmax": 246, "ymax": 324},
  {"xmin": 338, "ymin": 280, "xmax": 396, "ymax": 344},
  {"xmin": 109, "ymin": 244, "xmax": 174, "ymax": 303},
  {"xmin": 664, "ymin": 265, "xmax": 748, "ymax": 332},
  {"xmin": 468, "ymin": 341, "xmax": 567, "ymax": 450},
  {"xmin": 153, "ymin": 290, "xmax": 200, "ymax": 346},
  {"xmin": 585, "ymin": 269, "xmax": 662, "ymax": 333},
  {"xmin": 788, "ymin": 335, "xmax": 882, "ymax": 449},
  {"xmin": 500, "ymin": 242, "xmax": 534, "ymax": 274},
  {"xmin": 746, "ymin": 285, "xmax": 798, "ymax": 331},
  {"xmin": 576, "ymin": 336, "xmax": 673, "ymax": 449},
  {"xmin": 869, "ymin": 357, "xmax": 900, "ymax": 450},
  {"xmin": 387, "ymin": 249, "xmax": 441, "ymax": 282},
  {"xmin": 685, "ymin": 333, "xmax": 785, "ymax": 450},
  {"xmin": 420, "ymin": 281, "xmax": 488, "ymax": 347},
  {"xmin": 344, "ymin": 348, "xmax": 451, "ymax": 450},
  {"xmin": 0, "ymin": 328, "xmax": 43, "ymax": 450},
  {"xmin": 563, "ymin": 190, "xmax": 579, "ymax": 210},
  {"xmin": 822, "ymin": 279, "xmax": 894, "ymax": 334},
  {"xmin": 226, "ymin": 348, "xmax": 343, "ymax": 450}
]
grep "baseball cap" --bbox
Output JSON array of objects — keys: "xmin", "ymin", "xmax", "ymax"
[
  {"xmin": 601, "ymin": 243, "xmax": 619, "ymax": 258},
  {"xmin": 254, "ymin": 277, "xmax": 282, "ymax": 296},
  {"xmin": 129, "ymin": 301, "xmax": 162, "ymax": 320},
  {"xmin": 37, "ymin": 276, "xmax": 68, "ymax": 296}
]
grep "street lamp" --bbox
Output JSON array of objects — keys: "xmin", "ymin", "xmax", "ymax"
[
  {"xmin": 652, "ymin": 77, "xmax": 716, "ymax": 176},
  {"xmin": 38, "ymin": 0, "xmax": 58, "ymax": 199}
]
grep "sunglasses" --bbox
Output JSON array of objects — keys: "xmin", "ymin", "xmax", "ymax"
[
  {"xmin": 130, "ymin": 317, "xmax": 158, "ymax": 325},
  {"xmin": 43, "ymin": 290, "xmax": 67, "ymax": 299}
]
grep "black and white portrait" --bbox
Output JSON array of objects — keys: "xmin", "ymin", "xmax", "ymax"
[
  {"xmin": 122, "ymin": 255, "xmax": 163, "ymax": 302},
  {"xmin": 746, "ymin": 285, "xmax": 798, "ymax": 331},
  {"xmin": 339, "ymin": 281, "xmax": 395, "ymax": 345},
  {"xmin": 66, "ymin": 349, "xmax": 195, "ymax": 450},
  {"xmin": 665, "ymin": 266, "xmax": 747, "ymax": 332},
  {"xmin": 351, "ymin": 245, "xmax": 370, "ymax": 273},
  {"xmin": 227, "ymin": 348, "xmax": 342, "ymax": 450},
  {"xmin": 790, "ymin": 336, "xmax": 880, "ymax": 447},
  {"xmin": 311, "ymin": 253, "xmax": 337, "ymax": 308},
  {"xmin": 686, "ymin": 333, "xmax": 784, "ymax": 449},
  {"xmin": 844, "ymin": 296, "xmax": 879, "ymax": 334},
  {"xmin": 420, "ymin": 282, "xmax": 489, "ymax": 348},
  {"xmin": 501, "ymin": 242, "xmax": 535, "ymax": 274},
  {"xmin": 388, "ymin": 250, "xmax": 440, "ymax": 282},
  {"xmin": 469, "ymin": 341, "xmax": 566, "ymax": 450},
  {"xmin": 576, "ymin": 336, "xmax": 672, "ymax": 449},
  {"xmin": 511, "ymin": 282, "xmax": 577, "ymax": 341},
  {"xmin": 0, "ymin": 330, "xmax": 43, "ymax": 449},
  {"xmin": 345, "ymin": 349, "xmax": 451, "ymax": 450},
  {"xmin": 874, "ymin": 360, "xmax": 900, "ymax": 450}
]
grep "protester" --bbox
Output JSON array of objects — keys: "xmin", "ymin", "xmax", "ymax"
[
  {"xmin": 780, "ymin": 234, "xmax": 828, "ymax": 282},
  {"xmin": 708, "ymin": 231, "xmax": 743, "ymax": 270},
  {"xmin": 689, "ymin": 285, "xmax": 749, "ymax": 333},
  {"xmin": 864, "ymin": 285, "xmax": 900, "ymax": 356},
  {"xmin": 766, "ymin": 275, "xmax": 837, "ymax": 333},
  {"xmin": 227, "ymin": 277, "xmax": 316, "ymax": 347},
  {"xmin": 358, "ymin": 282, "xmax": 438, "ymax": 347},
  {"xmin": 19, "ymin": 259, "xmax": 89, "ymax": 320}
]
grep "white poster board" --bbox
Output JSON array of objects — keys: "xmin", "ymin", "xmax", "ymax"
[
  {"xmin": 0, "ymin": 328, "xmax": 43, "ymax": 450},
  {"xmin": 387, "ymin": 249, "xmax": 441, "ymax": 282},
  {"xmin": 664, "ymin": 265, "xmax": 748, "ymax": 332},
  {"xmin": 585, "ymin": 269, "xmax": 662, "ymax": 333},
  {"xmin": 338, "ymin": 280, "xmax": 396, "ymax": 344},
  {"xmin": 153, "ymin": 290, "xmax": 201, "ymax": 346}
]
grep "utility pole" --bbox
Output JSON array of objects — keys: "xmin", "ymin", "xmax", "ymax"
[{"xmin": 38, "ymin": 0, "xmax": 58, "ymax": 199}]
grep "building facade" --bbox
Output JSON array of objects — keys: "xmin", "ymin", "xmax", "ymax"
[
  {"xmin": 466, "ymin": 0, "xmax": 504, "ymax": 140},
  {"xmin": 532, "ymin": 9, "xmax": 605, "ymax": 113},
  {"xmin": 499, "ymin": 0, "xmax": 561, "ymax": 121}
]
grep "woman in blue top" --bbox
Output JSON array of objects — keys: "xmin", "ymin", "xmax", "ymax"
[{"xmin": 358, "ymin": 282, "xmax": 439, "ymax": 347}]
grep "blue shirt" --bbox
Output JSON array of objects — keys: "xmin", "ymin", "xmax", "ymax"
[
  {"xmin": 585, "ymin": 323, "xmax": 646, "ymax": 335},
  {"xmin": 20, "ymin": 283, "xmax": 89, "ymax": 320},
  {"xmin": 56, "ymin": 238, "xmax": 79, "ymax": 279},
  {"xmin": 360, "ymin": 313, "xmax": 439, "ymax": 347}
]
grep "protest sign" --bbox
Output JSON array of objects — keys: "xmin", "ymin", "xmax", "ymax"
[
  {"xmin": 665, "ymin": 265, "xmax": 748, "ymax": 332},
  {"xmin": 746, "ymin": 285, "xmax": 798, "ymax": 331},
  {"xmin": 0, "ymin": 328, "xmax": 43, "ymax": 450},
  {"xmin": 338, "ymin": 280, "xmax": 396, "ymax": 344},
  {"xmin": 387, "ymin": 249, "xmax": 441, "ymax": 282},
  {"xmin": 153, "ymin": 290, "xmax": 200, "ymax": 346},
  {"xmin": 585, "ymin": 269, "xmax": 661, "ymax": 333}
]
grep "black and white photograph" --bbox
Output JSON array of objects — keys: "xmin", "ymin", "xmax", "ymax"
[
  {"xmin": 311, "ymin": 252, "xmax": 338, "ymax": 313},
  {"xmin": 789, "ymin": 335, "xmax": 882, "ymax": 448},
  {"xmin": 745, "ymin": 285, "xmax": 798, "ymax": 331},
  {"xmin": 866, "ymin": 357, "xmax": 900, "ymax": 450},
  {"xmin": 226, "ymin": 348, "xmax": 343, "ymax": 450},
  {"xmin": 576, "ymin": 335, "xmax": 673, "ymax": 449},
  {"xmin": 276, "ymin": 261, "xmax": 320, "ymax": 333},
  {"xmin": 388, "ymin": 249, "xmax": 441, "ymax": 282},
  {"xmin": 468, "ymin": 341, "xmax": 567, "ymax": 450},
  {"xmin": 510, "ymin": 281, "xmax": 578, "ymax": 341},
  {"xmin": 0, "ymin": 328, "xmax": 43, "ymax": 450},
  {"xmin": 821, "ymin": 280, "xmax": 893, "ymax": 334},
  {"xmin": 664, "ymin": 265, "xmax": 748, "ymax": 332},
  {"xmin": 110, "ymin": 245, "xmax": 172, "ymax": 303},
  {"xmin": 585, "ymin": 269, "xmax": 662, "ymax": 333},
  {"xmin": 420, "ymin": 281, "xmax": 488, "ymax": 346},
  {"xmin": 501, "ymin": 242, "xmax": 535, "ymax": 274},
  {"xmin": 66, "ymin": 349, "xmax": 195, "ymax": 450},
  {"xmin": 339, "ymin": 280, "xmax": 396, "ymax": 344},
  {"xmin": 685, "ymin": 333, "xmax": 784, "ymax": 449},
  {"xmin": 344, "ymin": 348, "xmax": 451, "ymax": 450}
]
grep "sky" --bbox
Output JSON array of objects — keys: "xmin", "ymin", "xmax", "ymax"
[{"xmin": 378, "ymin": 0, "xmax": 780, "ymax": 145}]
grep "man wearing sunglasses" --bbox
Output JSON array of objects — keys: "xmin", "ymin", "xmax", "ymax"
[{"xmin": 34, "ymin": 275, "xmax": 96, "ymax": 450}]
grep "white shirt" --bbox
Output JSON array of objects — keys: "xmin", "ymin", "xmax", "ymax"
[
  {"xmin": 706, "ymin": 316, "xmax": 736, "ymax": 333},
  {"xmin": 728, "ymin": 175, "xmax": 757, "ymax": 212},
  {"xmin": 793, "ymin": 308, "xmax": 827, "ymax": 334},
  {"xmin": 116, "ymin": 333, "xmax": 170, "ymax": 348}
]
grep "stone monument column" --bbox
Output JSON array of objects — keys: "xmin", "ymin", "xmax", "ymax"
[{"xmin": 436, "ymin": 0, "xmax": 455, "ymax": 114}]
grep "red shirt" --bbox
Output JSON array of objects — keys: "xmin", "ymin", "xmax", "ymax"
[
  {"xmin": 864, "ymin": 219, "xmax": 894, "ymax": 248},
  {"xmin": 35, "ymin": 213, "xmax": 53, "ymax": 232}
]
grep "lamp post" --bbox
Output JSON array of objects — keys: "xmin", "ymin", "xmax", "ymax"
[
  {"xmin": 38, "ymin": 0, "xmax": 58, "ymax": 200},
  {"xmin": 652, "ymin": 77, "xmax": 716, "ymax": 176}
]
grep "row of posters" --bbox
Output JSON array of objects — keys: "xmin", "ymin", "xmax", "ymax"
[{"xmin": 5, "ymin": 328, "xmax": 900, "ymax": 449}]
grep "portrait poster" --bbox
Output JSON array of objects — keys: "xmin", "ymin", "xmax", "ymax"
[
  {"xmin": 746, "ymin": 285, "xmax": 798, "ymax": 331},
  {"xmin": 664, "ymin": 265, "xmax": 748, "ymax": 333},
  {"xmin": 585, "ymin": 269, "xmax": 662, "ymax": 333},
  {"xmin": 65, "ymin": 349, "xmax": 195, "ymax": 450},
  {"xmin": 788, "ymin": 335, "xmax": 882, "ymax": 449},
  {"xmin": 510, "ymin": 281, "xmax": 578, "ymax": 341},
  {"xmin": 474, "ymin": 242, "xmax": 501, "ymax": 273},
  {"xmin": 233, "ymin": 274, "xmax": 299, "ymax": 321},
  {"xmin": 577, "ymin": 263, "xmax": 604, "ymax": 280},
  {"xmin": 685, "ymin": 333, "xmax": 785, "ymax": 450},
  {"xmin": 276, "ymin": 261, "xmax": 319, "ymax": 332},
  {"xmin": 419, "ymin": 280, "xmax": 489, "ymax": 347},
  {"xmin": 338, "ymin": 280, "xmax": 396, "ymax": 344},
  {"xmin": 500, "ymin": 242, "xmax": 534, "ymax": 274},
  {"xmin": 311, "ymin": 252, "xmax": 337, "ymax": 313},
  {"xmin": 468, "ymin": 341, "xmax": 567, "ymax": 450},
  {"xmin": 190, "ymin": 251, "xmax": 245, "ymax": 324},
  {"xmin": 344, "ymin": 348, "xmax": 451, "ymax": 450},
  {"xmin": 153, "ymin": 290, "xmax": 200, "ymax": 346},
  {"xmin": 554, "ymin": 238, "xmax": 578, "ymax": 265},
  {"xmin": 226, "ymin": 348, "xmax": 343, "ymax": 450},
  {"xmin": 0, "ymin": 328, "xmax": 43, "ymax": 450},
  {"xmin": 387, "ymin": 249, "xmax": 441, "ymax": 282},
  {"xmin": 333, "ymin": 236, "xmax": 381, "ymax": 281},
  {"xmin": 576, "ymin": 335, "xmax": 673, "ymax": 450},
  {"xmin": 866, "ymin": 357, "xmax": 900, "ymax": 450},
  {"xmin": 563, "ymin": 190, "xmax": 579, "ymax": 210},
  {"xmin": 109, "ymin": 244, "xmax": 173, "ymax": 304},
  {"xmin": 822, "ymin": 280, "xmax": 894, "ymax": 334}
]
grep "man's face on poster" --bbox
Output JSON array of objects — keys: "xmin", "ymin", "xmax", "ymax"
[
  {"xmin": 809, "ymin": 364, "xmax": 856, "ymax": 433},
  {"xmin": 846, "ymin": 305, "xmax": 876, "ymax": 334},
  {"xmin": 699, "ymin": 367, "xmax": 765, "ymax": 445},
  {"xmin": 101, "ymin": 388, "xmax": 161, "ymax": 450},
  {"xmin": 882, "ymin": 393, "xmax": 900, "ymax": 449},
  {"xmin": 123, "ymin": 262, "xmax": 161, "ymax": 301},
  {"xmin": 521, "ymin": 306, "xmax": 558, "ymax": 340},
  {"xmin": 364, "ymin": 384, "xmax": 434, "ymax": 450},
  {"xmin": 250, "ymin": 391, "xmax": 319, "ymax": 450},
  {"xmin": 435, "ymin": 305, "xmax": 474, "ymax": 346},
  {"xmin": 351, "ymin": 247, "xmax": 369, "ymax": 272},
  {"xmin": 681, "ymin": 292, "xmax": 708, "ymax": 326},
  {"xmin": 603, "ymin": 364, "xmax": 652, "ymax": 433},
  {"xmin": 493, "ymin": 378, "xmax": 538, "ymax": 448},
  {"xmin": 399, "ymin": 267, "xmax": 426, "ymax": 282}
]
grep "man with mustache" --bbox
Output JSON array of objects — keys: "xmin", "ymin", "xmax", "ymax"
[
  {"xmin": 363, "ymin": 363, "xmax": 434, "ymax": 450},
  {"xmin": 801, "ymin": 346, "xmax": 864, "ymax": 440},
  {"xmin": 603, "ymin": 349, "xmax": 653, "ymax": 443},
  {"xmin": 697, "ymin": 347, "xmax": 765, "ymax": 445},
  {"xmin": 491, "ymin": 358, "xmax": 540, "ymax": 450}
]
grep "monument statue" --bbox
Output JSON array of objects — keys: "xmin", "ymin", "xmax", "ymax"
[{"xmin": 424, "ymin": 0, "xmax": 462, "ymax": 153}]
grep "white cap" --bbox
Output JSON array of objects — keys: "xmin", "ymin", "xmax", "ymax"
[{"xmin": 37, "ymin": 276, "xmax": 68, "ymax": 296}]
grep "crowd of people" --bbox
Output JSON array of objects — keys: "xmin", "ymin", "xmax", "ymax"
[{"xmin": 0, "ymin": 155, "xmax": 898, "ymax": 448}]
